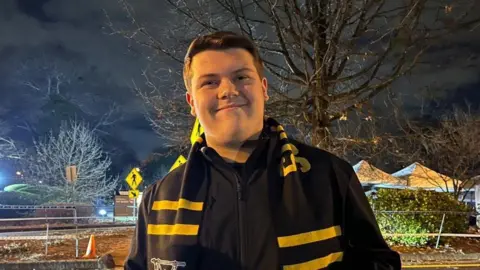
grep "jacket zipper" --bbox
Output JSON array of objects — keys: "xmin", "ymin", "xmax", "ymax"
[{"xmin": 235, "ymin": 173, "xmax": 247, "ymax": 269}]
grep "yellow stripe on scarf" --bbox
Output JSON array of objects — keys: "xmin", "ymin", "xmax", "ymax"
[
  {"xmin": 152, "ymin": 199, "xmax": 204, "ymax": 211},
  {"xmin": 277, "ymin": 226, "xmax": 342, "ymax": 248},
  {"xmin": 147, "ymin": 224, "xmax": 199, "ymax": 236}
]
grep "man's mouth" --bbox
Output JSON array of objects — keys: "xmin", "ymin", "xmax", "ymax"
[{"xmin": 216, "ymin": 104, "xmax": 246, "ymax": 111}]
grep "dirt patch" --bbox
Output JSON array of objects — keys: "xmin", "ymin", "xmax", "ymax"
[
  {"xmin": 2, "ymin": 228, "xmax": 480, "ymax": 266},
  {"xmin": 392, "ymin": 237, "xmax": 480, "ymax": 254},
  {"xmin": 0, "ymin": 228, "xmax": 133, "ymax": 267}
]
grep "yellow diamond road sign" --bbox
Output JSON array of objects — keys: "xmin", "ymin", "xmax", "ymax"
[
  {"xmin": 129, "ymin": 189, "xmax": 139, "ymax": 199},
  {"xmin": 169, "ymin": 155, "xmax": 187, "ymax": 172},
  {"xmin": 126, "ymin": 168, "xmax": 143, "ymax": 190}
]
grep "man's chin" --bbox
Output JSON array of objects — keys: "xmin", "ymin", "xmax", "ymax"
[{"xmin": 207, "ymin": 128, "xmax": 249, "ymax": 144}]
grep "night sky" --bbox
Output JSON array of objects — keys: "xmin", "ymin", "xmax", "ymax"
[
  {"xmin": 0, "ymin": 0, "xmax": 479, "ymax": 182},
  {"xmin": 0, "ymin": 0, "xmax": 166, "ymax": 160}
]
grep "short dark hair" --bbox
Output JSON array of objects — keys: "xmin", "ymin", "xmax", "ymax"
[{"xmin": 183, "ymin": 31, "xmax": 264, "ymax": 91}]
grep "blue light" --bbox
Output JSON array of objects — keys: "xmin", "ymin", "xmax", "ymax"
[{"xmin": 99, "ymin": 209, "xmax": 107, "ymax": 216}]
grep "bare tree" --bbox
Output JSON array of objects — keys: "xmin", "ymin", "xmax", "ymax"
[
  {"xmin": 110, "ymin": 0, "xmax": 480, "ymax": 149},
  {"xmin": 16, "ymin": 57, "xmax": 69, "ymax": 98},
  {"xmin": 0, "ymin": 136, "xmax": 22, "ymax": 160},
  {"xmin": 23, "ymin": 121, "xmax": 118, "ymax": 204},
  {"xmin": 321, "ymin": 112, "xmax": 388, "ymax": 161},
  {"xmin": 391, "ymin": 107, "xmax": 480, "ymax": 198},
  {"xmin": 11, "ymin": 53, "xmax": 123, "ymax": 137},
  {"xmin": 132, "ymin": 72, "xmax": 192, "ymax": 152},
  {"xmin": 0, "ymin": 120, "xmax": 22, "ymax": 160}
]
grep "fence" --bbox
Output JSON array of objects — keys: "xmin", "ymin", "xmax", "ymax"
[
  {"xmin": 0, "ymin": 204, "xmax": 136, "ymax": 258},
  {"xmin": 374, "ymin": 210, "xmax": 480, "ymax": 247},
  {"xmin": 1, "ymin": 206, "xmax": 479, "ymax": 258}
]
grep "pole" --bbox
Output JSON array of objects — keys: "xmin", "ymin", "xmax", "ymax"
[
  {"xmin": 45, "ymin": 223, "xmax": 49, "ymax": 255},
  {"xmin": 74, "ymin": 207, "xmax": 79, "ymax": 258},
  {"xmin": 133, "ymin": 197, "xmax": 137, "ymax": 222},
  {"xmin": 436, "ymin": 213, "xmax": 446, "ymax": 248}
]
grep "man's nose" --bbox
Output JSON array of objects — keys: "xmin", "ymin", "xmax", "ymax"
[{"xmin": 218, "ymin": 78, "xmax": 239, "ymax": 99}]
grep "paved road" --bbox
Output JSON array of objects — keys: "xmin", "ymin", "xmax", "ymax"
[
  {"xmin": 405, "ymin": 265, "xmax": 480, "ymax": 269},
  {"xmin": 407, "ymin": 268, "xmax": 479, "ymax": 270}
]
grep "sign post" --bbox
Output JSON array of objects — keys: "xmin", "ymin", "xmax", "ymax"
[
  {"xmin": 126, "ymin": 168, "xmax": 143, "ymax": 220},
  {"xmin": 475, "ymin": 184, "xmax": 480, "ymax": 227}
]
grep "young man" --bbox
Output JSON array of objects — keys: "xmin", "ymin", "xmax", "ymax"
[{"xmin": 125, "ymin": 32, "xmax": 401, "ymax": 270}]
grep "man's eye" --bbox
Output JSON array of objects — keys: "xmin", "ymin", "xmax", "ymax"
[
  {"xmin": 237, "ymin": 75, "xmax": 249, "ymax": 81},
  {"xmin": 202, "ymin": 81, "xmax": 218, "ymax": 87}
]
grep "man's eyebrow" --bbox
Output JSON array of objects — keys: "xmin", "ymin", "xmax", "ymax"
[
  {"xmin": 197, "ymin": 73, "xmax": 218, "ymax": 80},
  {"xmin": 197, "ymin": 67, "xmax": 255, "ymax": 80},
  {"xmin": 233, "ymin": 67, "xmax": 255, "ymax": 73}
]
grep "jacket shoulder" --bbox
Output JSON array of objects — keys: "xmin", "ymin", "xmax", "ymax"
[
  {"xmin": 289, "ymin": 140, "xmax": 357, "ymax": 202},
  {"xmin": 290, "ymin": 139, "xmax": 355, "ymax": 178}
]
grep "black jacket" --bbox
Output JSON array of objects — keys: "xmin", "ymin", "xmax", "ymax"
[{"xmin": 125, "ymin": 126, "xmax": 401, "ymax": 270}]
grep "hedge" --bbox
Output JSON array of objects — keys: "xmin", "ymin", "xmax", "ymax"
[
  {"xmin": 369, "ymin": 188, "xmax": 472, "ymax": 246},
  {"xmin": 0, "ymin": 191, "xmax": 39, "ymax": 218}
]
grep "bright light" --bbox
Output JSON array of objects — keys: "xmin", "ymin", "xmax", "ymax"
[
  {"xmin": 16, "ymin": 171, "xmax": 22, "ymax": 176},
  {"xmin": 38, "ymin": 181, "xmax": 42, "ymax": 184},
  {"xmin": 99, "ymin": 209, "xmax": 107, "ymax": 216},
  {"xmin": 135, "ymin": 167, "xmax": 140, "ymax": 172}
]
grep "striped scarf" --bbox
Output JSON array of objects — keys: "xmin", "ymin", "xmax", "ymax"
[{"xmin": 151, "ymin": 118, "xmax": 343, "ymax": 269}]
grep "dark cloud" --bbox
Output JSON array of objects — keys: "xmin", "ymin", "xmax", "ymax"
[
  {"xmin": 0, "ymin": 0, "xmax": 156, "ymax": 97},
  {"xmin": 372, "ymin": 2, "xmax": 480, "ymax": 114},
  {"xmin": 17, "ymin": 0, "xmax": 56, "ymax": 23},
  {"xmin": 0, "ymin": 0, "xmax": 168, "ymax": 160}
]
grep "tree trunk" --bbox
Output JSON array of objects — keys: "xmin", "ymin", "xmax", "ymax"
[{"xmin": 310, "ymin": 95, "xmax": 330, "ymax": 149}]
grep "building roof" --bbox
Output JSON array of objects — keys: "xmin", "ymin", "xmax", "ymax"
[
  {"xmin": 353, "ymin": 160, "xmax": 406, "ymax": 186},
  {"xmin": 392, "ymin": 162, "xmax": 455, "ymax": 190}
]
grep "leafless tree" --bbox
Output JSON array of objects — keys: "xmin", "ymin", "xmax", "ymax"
[
  {"xmin": 0, "ymin": 137, "xmax": 21, "ymax": 160},
  {"xmin": 13, "ymin": 54, "xmax": 76, "ymax": 100},
  {"xmin": 23, "ymin": 121, "xmax": 118, "ymax": 204},
  {"xmin": 11, "ymin": 54, "xmax": 123, "ymax": 137},
  {"xmin": 110, "ymin": 0, "xmax": 479, "ymax": 149},
  {"xmin": 322, "ymin": 111, "xmax": 387, "ymax": 161},
  {"xmin": 131, "ymin": 71, "xmax": 192, "ymax": 152},
  {"xmin": 390, "ymin": 107, "xmax": 480, "ymax": 198},
  {"xmin": 0, "ymin": 120, "xmax": 22, "ymax": 160}
]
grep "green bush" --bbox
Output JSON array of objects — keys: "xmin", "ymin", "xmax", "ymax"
[
  {"xmin": 369, "ymin": 189, "xmax": 472, "ymax": 246},
  {"xmin": 375, "ymin": 211, "xmax": 430, "ymax": 246},
  {"xmin": 0, "ymin": 191, "xmax": 39, "ymax": 218},
  {"xmin": 0, "ymin": 191, "xmax": 39, "ymax": 205}
]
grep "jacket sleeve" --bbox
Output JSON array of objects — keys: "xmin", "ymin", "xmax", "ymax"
[
  {"xmin": 124, "ymin": 192, "xmax": 149, "ymax": 269},
  {"xmin": 343, "ymin": 172, "xmax": 401, "ymax": 270}
]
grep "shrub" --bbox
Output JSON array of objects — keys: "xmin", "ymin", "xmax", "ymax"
[
  {"xmin": 369, "ymin": 189, "xmax": 472, "ymax": 246},
  {"xmin": 375, "ymin": 211, "xmax": 430, "ymax": 246},
  {"xmin": 0, "ymin": 191, "xmax": 39, "ymax": 218}
]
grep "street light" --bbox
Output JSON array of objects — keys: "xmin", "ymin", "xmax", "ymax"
[{"xmin": 99, "ymin": 209, "xmax": 107, "ymax": 217}]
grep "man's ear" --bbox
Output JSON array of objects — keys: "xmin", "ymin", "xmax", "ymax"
[
  {"xmin": 261, "ymin": 77, "xmax": 269, "ymax": 101},
  {"xmin": 185, "ymin": 92, "xmax": 196, "ymax": 117}
]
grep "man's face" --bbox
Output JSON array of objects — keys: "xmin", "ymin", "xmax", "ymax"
[{"xmin": 186, "ymin": 48, "xmax": 268, "ymax": 145}]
